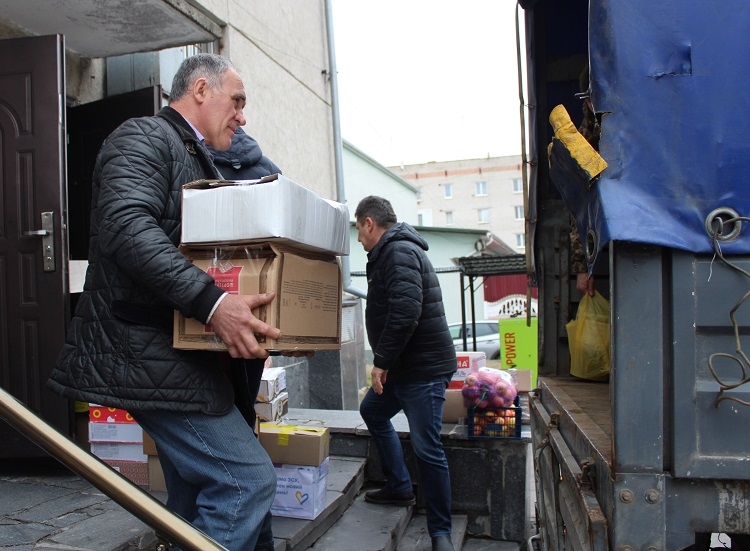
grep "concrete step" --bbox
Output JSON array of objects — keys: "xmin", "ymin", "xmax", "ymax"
[
  {"xmin": 303, "ymin": 491, "xmax": 413, "ymax": 551},
  {"xmin": 397, "ymin": 513, "xmax": 468, "ymax": 551},
  {"xmin": 272, "ymin": 456, "xmax": 366, "ymax": 551}
]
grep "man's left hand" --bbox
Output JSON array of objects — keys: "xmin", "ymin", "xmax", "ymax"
[{"xmin": 371, "ymin": 367, "xmax": 388, "ymax": 395}]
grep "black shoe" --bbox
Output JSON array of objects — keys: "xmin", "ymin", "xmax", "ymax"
[
  {"xmin": 364, "ymin": 487, "xmax": 416, "ymax": 506},
  {"xmin": 431, "ymin": 535, "xmax": 455, "ymax": 551}
]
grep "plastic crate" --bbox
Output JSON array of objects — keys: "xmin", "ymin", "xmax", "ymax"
[{"xmin": 467, "ymin": 396, "xmax": 521, "ymax": 439}]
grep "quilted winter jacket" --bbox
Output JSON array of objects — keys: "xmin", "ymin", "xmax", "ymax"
[
  {"xmin": 365, "ymin": 222, "xmax": 457, "ymax": 382},
  {"xmin": 47, "ymin": 106, "xmax": 236, "ymax": 414}
]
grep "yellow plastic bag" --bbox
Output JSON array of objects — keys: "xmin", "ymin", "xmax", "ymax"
[{"xmin": 566, "ymin": 291, "xmax": 610, "ymax": 382}]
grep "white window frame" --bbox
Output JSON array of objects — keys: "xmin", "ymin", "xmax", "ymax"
[
  {"xmin": 515, "ymin": 233, "xmax": 525, "ymax": 248},
  {"xmin": 512, "ymin": 178, "xmax": 523, "ymax": 193},
  {"xmin": 444, "ymin": 183, "xmax": 453, "ymax": 199},
  {"xmin": 514, "ymin": 205, "xmax": 524, "ymax": 220},
  {"xmin": 477, "ymin": 208, "xmax": 490, "ymax": 224},
  {"xmin": 475, "ymin": 180, "xmax": 488, "ymax": 196},
  {"xmin": 445, "ymin": 211, "xmax": 454, "ymax": 225}
]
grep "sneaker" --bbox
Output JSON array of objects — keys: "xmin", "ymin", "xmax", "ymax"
[{"xmin": 364, "ymin": 487, "xmax": 416, "ymax": 506}]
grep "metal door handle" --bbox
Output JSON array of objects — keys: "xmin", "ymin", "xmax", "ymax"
[{"xmin": 24, "ymin": 212, "xmax": 55, "ymax": 272}]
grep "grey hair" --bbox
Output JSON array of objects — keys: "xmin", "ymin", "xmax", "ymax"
[
  {"xmin": 169, "ymin": 53, "xmax": 237, "ymax": 103},
  {"xmin": 354, "ymin": 196, "xmax": 398, "ymax": 228}
]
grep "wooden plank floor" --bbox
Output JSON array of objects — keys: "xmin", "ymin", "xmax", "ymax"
[{"xmin": 538, "ymin": 377, "xmax": 612, "ymax": 466}]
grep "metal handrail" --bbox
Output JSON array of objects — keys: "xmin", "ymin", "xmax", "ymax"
[{"xmin": 0, "ymin": 386, "xmax": 227, "ymax": 551}]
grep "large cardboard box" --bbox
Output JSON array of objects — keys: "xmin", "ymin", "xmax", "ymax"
[
  {"xmin": 173, "ymin": 244, "xmax": 342, "ymax": 352},
  {"xmin": 257, "ymin": 367, "xmax": 287, "ymax": 402},
  {"xmin": 181, "ymin": 174, "xmax": 350, "ymax": 256},
  {"xmin": 259, "ymin": 424, "xmax": 329, "ymax": 467},
  {"xmin": 254, "ymin": 391, "xmax": 289, "ymax": 423},
  {"xmin": 271, "ymin": 457, "xmax": 329, "ymax": 520},
  {"xmin": 500, "ymin": 318, "xmax": 538, "ymax": 389}
]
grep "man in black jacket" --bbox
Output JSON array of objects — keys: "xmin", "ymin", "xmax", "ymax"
[
  {"xmin": 355, "ymin": 196, "xmax": 457, "ymax": 551},
  {"xmin": 49, "ymin": 54, "xmax": 284, "ymax": 551}
]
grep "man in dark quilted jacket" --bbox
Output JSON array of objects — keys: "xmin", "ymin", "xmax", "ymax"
[
  {"xmin": 48, "ymin": 54, "xmax": 283, "ymax": 551},
  {"xmin": 355, "ymin": 196, "xmax": 457, "ymax": 551}
]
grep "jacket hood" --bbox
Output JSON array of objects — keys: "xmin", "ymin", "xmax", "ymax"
[
  {"xmin": 210, "ymin": 127, "xmax": 263, "ymax": 167},
  {"xmin": 208, "ymin": 128, "xmax": 281, "ymax": 179}
]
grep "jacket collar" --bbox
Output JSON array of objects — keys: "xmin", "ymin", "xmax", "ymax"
[{"xmin": 155, "ymin": 106, "xmax": 222, "ymax": 179}]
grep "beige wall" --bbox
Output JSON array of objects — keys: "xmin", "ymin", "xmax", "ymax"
[{"xmin": 216, "ymin": 2, "xmax": 336, "ymax": 200}]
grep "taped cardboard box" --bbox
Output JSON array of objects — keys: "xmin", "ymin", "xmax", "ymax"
[
  {"xmin": 173, "ymin": 244, "xmax": 342, "ymax": 352},
  {"xmin": 259, "ymin": 424, "xmax": 329, "ymax": 467},
  {"xmin": 181, "ymin": 174, "xmax": 349, "ymax": 256},
  {"xmin": 271, "ymin": 457, "xmax": 329, "ymax": 520},
  {"xmin": 254, "ymin": 391, "xmax": 289, "ymax": 422},
  {"xmin": 257, "ymin": 367, "xmax": 287, "ymax": 403}
]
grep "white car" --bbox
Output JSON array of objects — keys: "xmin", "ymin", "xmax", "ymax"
[{"xmin": 449, "ymin": 320, "xmax": 501, "ymax": 360}]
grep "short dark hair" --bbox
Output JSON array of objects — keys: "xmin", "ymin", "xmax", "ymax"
[
  {"xmin": 169, "ymin": 53, "xmax": 236, "ymax": 103},
  {"xmin": 354, "ymin": 195, "xmax": 397, "ymax": 229}
]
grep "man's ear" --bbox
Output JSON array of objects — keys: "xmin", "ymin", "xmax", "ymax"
[{"xmin": 193, "ymin": 77, "xmax": 209, "ymax": 104}]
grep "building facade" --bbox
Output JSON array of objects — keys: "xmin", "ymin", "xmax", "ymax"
[{"xmin": 390, "ymin": 155, "xmax": 526, "ymax": 252}]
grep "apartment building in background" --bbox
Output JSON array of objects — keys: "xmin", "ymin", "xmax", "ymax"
[{"xmin": 389, "ymin": 155, "xmax": 525, "ymax": 252}]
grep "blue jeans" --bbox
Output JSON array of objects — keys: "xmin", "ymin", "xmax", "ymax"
[
  {"xmin": 131, "ymin": 407, "xmax": 276, "ymax": 551},
  {"xmin": 359, "ymin": 374, "xmax": 453, "ymax": 538}
]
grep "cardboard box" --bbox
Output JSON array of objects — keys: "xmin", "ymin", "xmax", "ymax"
[
  {"xmin": 259, "ymin": 424, "xmax": 329, "ymax": 467},
  {"xmin": 181, "ymin": 174, "xmax": 350, "ymax": 256},
  {"xmin": 89, "ymin": 422, "xmax": 143, "ymax": 444},
  {"xmin": 173, "ymin": 244, "xmax": 342, "ymax": 352},
  {"xmin": 91, "ymin": 442, "xmax": 147, "ymax": 462},
  {"xmin": 104, "ymin": 459, "xmax": 149, "ymax": 486},
  {"xmin": 506, "ymin": 368, "xmax": 533, "ymax": 392},
  {"xmin": 143, "ymin": 432, "xmax": 158, "ymax": 456},
  {"xmin": 500, "ymin": 318, "xmax": 538, "ymax": 389},
  {"xmin": 442, "ymin": 389, "xmax": 467, "ymax": 423},
  {"xmin": 148, "ymin": 456, "xmax": 166, "ymax": 492},
  {"xmin": 89, "ymin": 405, "xmax": 136, "ymax": 424},
  {"xmin": 449, "ymin": 351, "xmax": 486, "ymax": 389},
  {"xmin": 257, "ymin": 367, "xmax": 287, "ymax": 402},
  {"xmin": 254, "ymin": 391, "xmax": 289, "ymax": 422},
  {"xmin": 271, "ymin": 457, "xmax": 329, "ymax": 520}
]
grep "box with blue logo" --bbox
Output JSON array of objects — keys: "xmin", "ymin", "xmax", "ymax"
[{"xmin": 270, "ymin": 457, "xmax": 329, "ymax": 520}]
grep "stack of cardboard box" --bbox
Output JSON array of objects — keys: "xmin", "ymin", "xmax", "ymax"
[
  {"xmin": 88, "ymin": 405, "xmax": 148, "ymax": 486},
  {"xmin": 173, "ymin": 174, "xmax": 349, "ymax": 354},
  {"xmin": 254, "ymin": 367, "xmax": 288, "ymax": 422},
  {"xmin": 259, "ymin": 423, "xmax": 330, "ymax": 520}
]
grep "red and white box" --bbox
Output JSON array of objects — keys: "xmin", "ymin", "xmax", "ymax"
[
  {"xmin": 449, "ymin": 352, "xmax": 486, "ymax": 389},
  {"xmin": 89, "ymin": 405, "xmax": 137, "ymax": 424}
]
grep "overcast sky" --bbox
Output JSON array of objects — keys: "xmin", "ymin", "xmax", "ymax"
[{"xmin": 330, "ymin": 1, "xmax": 523, "ymax": 168}]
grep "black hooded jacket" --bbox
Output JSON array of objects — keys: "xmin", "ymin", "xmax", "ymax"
[
  {"xmin": 365, "ymin": 222, "xmax": 457, "ymax": 382},
  {"xmin": 48, "ymin": 107, "xmax": 235, "ymax": 413}
]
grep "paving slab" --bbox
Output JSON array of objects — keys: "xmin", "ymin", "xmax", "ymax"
[
  {"xmin": 304, "ymin": 492, "xmax": 412, "ymax": 551},
  {"xmin": 397, "ymin": 513, "xmax": 468, "ymax": 551}
]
